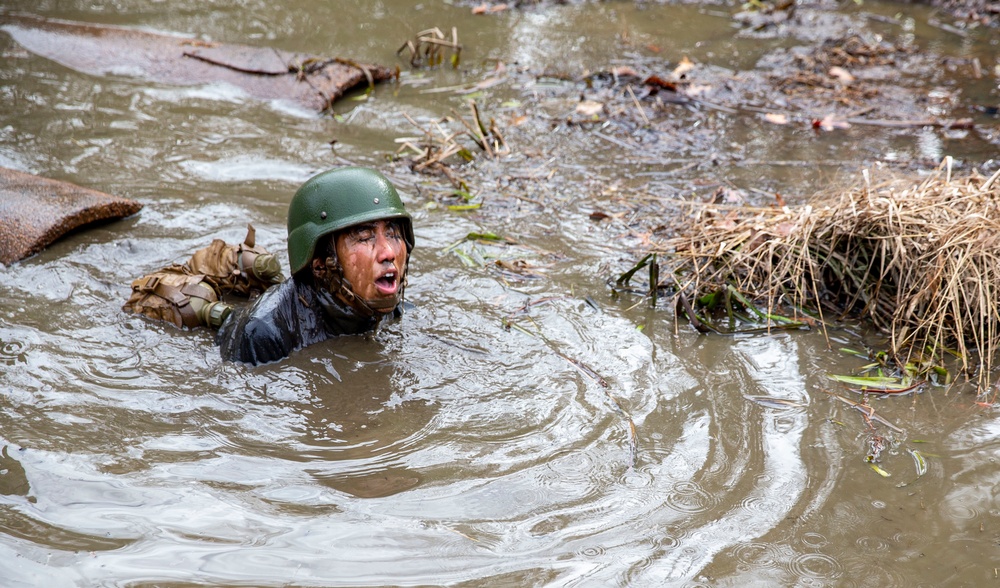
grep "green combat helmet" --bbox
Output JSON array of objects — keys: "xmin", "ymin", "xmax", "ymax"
[{"xmin": 287, "ymin": 167, "xmax": 414, "ymax": 276}]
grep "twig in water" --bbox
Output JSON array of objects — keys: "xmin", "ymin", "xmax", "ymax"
[
  {"xmin": 626, "ymin": 84, "xmax": 650, "ymax": 125},
  {"xmin": 555, "ymin": 350, "xmax": 640, "ymax": 468},
  {"xmin": 825, "ymin": 390, "xmax": 903, "ymax": 433}
]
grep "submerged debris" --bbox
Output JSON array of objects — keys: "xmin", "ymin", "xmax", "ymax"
[
  {"xmin": 397, "ymin": 27, "xmax": 462, "ymax": 68},
  {"xmin": 928, "ymin": 0, "xmax": 1000, "ymax": 27},
  {"xmin": 395, "ymin": 101, "xmax": 509, "ymax": 187},
  {"xmin": 445, "ymin": 231, "xmax": 559, "ymax": 283},
  {"xmin": 771, "ymin": 35, "xmax": 916, "ymax": 107}
]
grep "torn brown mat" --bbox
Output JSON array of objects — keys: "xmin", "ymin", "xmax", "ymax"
[
  {"xmin": 0, "ymin": 167, "xmax": 142, "ymax": 265},
  {"xmin": 0, "ymin": 14, "xmax": 395, "ymax": 112}
]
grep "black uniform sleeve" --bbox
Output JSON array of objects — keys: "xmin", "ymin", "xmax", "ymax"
[{"xmin": 216, "ymin": 280, "xmax": 301, "ymax": 366}]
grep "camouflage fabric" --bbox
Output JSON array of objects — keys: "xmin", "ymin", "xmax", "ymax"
[
  {"xmin": 122, "ymin": 268, "xmax": 218, "ymax": 329},
  {"xmin": 123, "ymin": 225, "xmax": 283, "ymax": 329},
  {"xmin": 185, "ymin": 224, "xmax": 283, "ymax": 297}
]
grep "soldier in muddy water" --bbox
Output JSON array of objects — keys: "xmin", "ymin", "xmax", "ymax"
[{"xmin": 123, "ymin": 167, "xmax": 414, "ymax": 366}]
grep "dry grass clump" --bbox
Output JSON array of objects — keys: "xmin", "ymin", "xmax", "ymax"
[{"xmin": 660, "ymin": 159, "xmax": 1000, "ymax": 386}]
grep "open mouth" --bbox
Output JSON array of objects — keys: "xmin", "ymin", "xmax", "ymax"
[{"xmin": 374, "ymin": 271, "xmax": 399, "ymax": 295}]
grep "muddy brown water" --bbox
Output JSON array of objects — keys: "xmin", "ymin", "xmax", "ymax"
[{"xmin": 1, "ymin": 1, "xmax": 999, "ymax": 586}]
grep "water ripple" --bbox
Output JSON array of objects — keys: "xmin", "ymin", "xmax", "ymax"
[
  {"xmin": 731, "ymin": 541, "xmax": 781, "ymax": 569},
  {"xmin": 800, "ymin": 531, "xmax": 829, "ymax": 549},
  {"xmin": 788, "ymin": 552, "xmax": 845, "ymax": 581},
  {"xmin": 664, "ymin": 480, "xmax": 717, "ymax": 515},
  {"xmin": 634, "ymin": 335, "xmax": 809, "ymax": 583},
  {"xmin": 855, "ymin": 535, "xmax": 891, "ymax": 552}
]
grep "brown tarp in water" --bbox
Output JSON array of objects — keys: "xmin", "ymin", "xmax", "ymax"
[
  {"xmin": 0, "ymin": 167, "xmax": 142, "ymax": 265},
  {"xmin": 0, "ymin": 14, "xmax": 395, "ymax": 112}
]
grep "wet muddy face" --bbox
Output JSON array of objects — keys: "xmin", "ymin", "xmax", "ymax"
[{"xmin": 335, "ymin": 219, "xmax": 407, "ymax": 313}]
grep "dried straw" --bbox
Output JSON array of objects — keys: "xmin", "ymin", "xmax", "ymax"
[{"xmin": 658, "ymin": 159, "xmax": 1000, "ymax": 386}]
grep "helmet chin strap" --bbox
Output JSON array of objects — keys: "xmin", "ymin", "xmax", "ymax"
[{"xmin": 322, "ymin": 256, "xmax": 403, "ymax": 317}]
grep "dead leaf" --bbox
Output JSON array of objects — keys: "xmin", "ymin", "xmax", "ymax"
[
  {"xmin": 180, "ymin": 40, "xmax": 220, "ymax": 48},
  {"xmin": 455, "ymin": 76, "xmax": 506, "ymax": 94},
  {"xmin": 612, "ymin": 66, "xmax": 641, "ymax": 79},
  {"xmin": 723, "ymin": 189, "xmax": 745, "ymax": 204},
  {"xmin": 774, "ymin": 221, "xmax": 796, "ymax": 237},
  {"xmin": 672, "ymin": 56, "xmax": 695, "ymax": 79},
  {"xmin": 828, "ymin": 66, "xmax": 854, "ymax": 84},
  {"xmin": 473, "ymin": 3, "xmax": 508, "ymax": 13},
  {"xmin": 813, "ymin": 114, "xmax": 851, "ymax": 131},
  {"xmin": 642, "ymin": 75, "xmax": 677, "ymax": 92},
  {"xmin": 683, "ymin": 84, "xmax": 712, "ymax": 97},
  {"xmin": 510, "ymin": 114, "xmax": 528, "ymax": 127},
  {"xmin": 495, "ymin": 259, "xmax": 529, "ymax": 270},
  {"xmin": 764, "ymin": 112, "xmax": 788, "ymax": 125},
  {"xmin": 576, "ymin": 100, "xmax": 604, "ymax": 116}
]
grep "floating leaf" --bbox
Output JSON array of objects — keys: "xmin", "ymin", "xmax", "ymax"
[
  {"xmin": 465, "ymin": 232, "xmax": 504, "ymax": 242},
  {"xmin": 869, "ymin": 464, "xmax": 891, "ymax": 477},
  {"xmin": 472, "ymin": 2, "xmax": 509, "ymax": 14},
  {"xmin": 828, "ymin": 66, "xmax": 855, "ymax": 84},
  {"xmin": 827, "ymin": 374, "xmax": 915, "ymax": 391},
  {"xmin": 612, "ymin": 65, "xmax": 640, "ymax": 78},
  {"xmin": 448, "ymin": 203, "xmax": 483, "ymax": 211},
  {"xmin": 896, "ymin": 448, "xmax": 929, "ymax": 487},
  {"xmin": 684, "ymin": 84, "xmax": 712, "ymax": 97},
  {"xmin": 576, "ymin": 100, "xmax": 604, "ymax": 116},
  {"xmin": 672, "ymin": 56, "xmax": 695, "ymax": 78},
  {"xmin": 813, "ymin": 114, "xmax": 851, "ymax": 131},
  {"xmin": 908, "ymin": 449, "xmax": 928, "ymax": 476},
  {"xmin": 452, "ymin": 248, "xmax": 479, "ymax": 267},
  {"xmin": 642, "ymin": 74, "xmax": 678, "ymax": 92},
  {"xmin": 744, "ymin": 395, "xmax": 807, "ymax": 409}
]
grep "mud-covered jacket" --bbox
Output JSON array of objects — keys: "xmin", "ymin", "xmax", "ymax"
[{"xmin": 216, "ymin": 277, "xmax": 392, "ymax": 365}]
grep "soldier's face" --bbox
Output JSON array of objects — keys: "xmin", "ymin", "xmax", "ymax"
[{"xmin": 335, "ymin": 220, "xmax": 408, "ymax": 313}]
